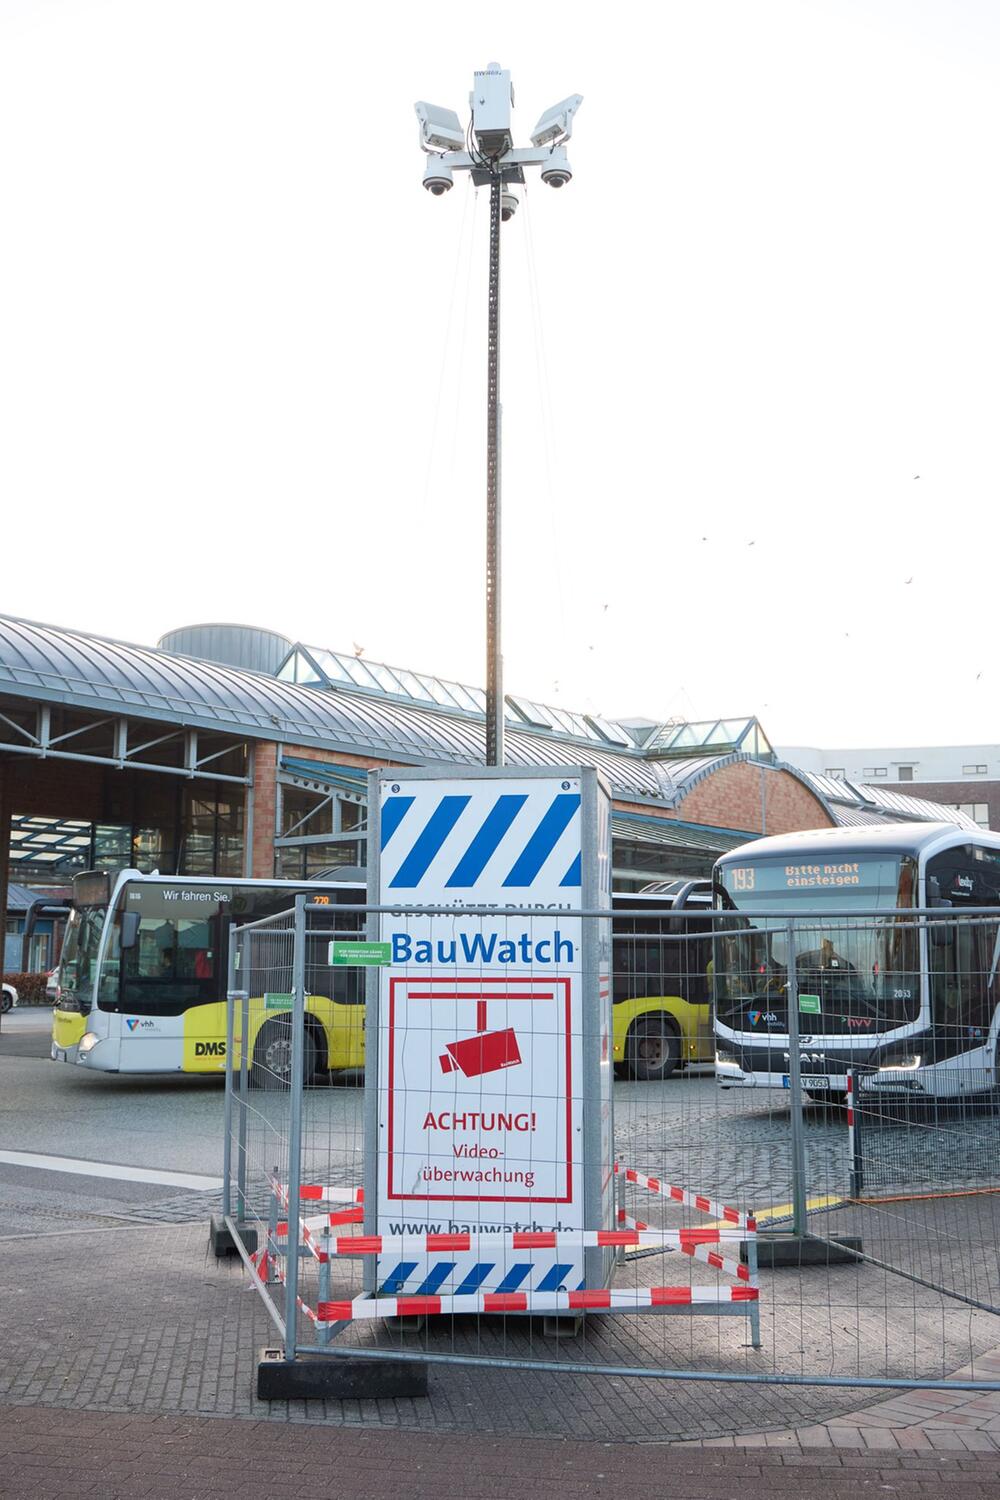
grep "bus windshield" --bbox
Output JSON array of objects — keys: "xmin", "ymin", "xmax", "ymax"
[
  {"xmin": 58, "ymin": 905, "xmax": 108, "ymax": 1013},
  {"xmin": 715, "ymin": 854, "xmax": 921, "ymax": 1034}
]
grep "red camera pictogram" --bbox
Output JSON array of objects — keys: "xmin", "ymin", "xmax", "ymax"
[{"xmin": 438, "ymin": 999, "xmax": 522, "ymax": 1078}]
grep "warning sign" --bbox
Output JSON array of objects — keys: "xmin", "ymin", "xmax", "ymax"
[
  {"xmin": 385, "ymin": 976, "xmax": 574, "ymax": 1204},
  {"xmin": 365, "ymin": 767, "xmax": 611, "ymax": 1298}
]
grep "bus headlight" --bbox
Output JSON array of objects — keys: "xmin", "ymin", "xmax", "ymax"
[
  {"xmin": 715, "ymin": 1045, "xmax": 737, "ymax": 1065},
  {"xmin": 879, "ymin": 1054, "xmax": 921, "ymax": 1072},
  {"xmin": 79, "ymin": 1032, "xmax": 100, "ymax": 1055}
]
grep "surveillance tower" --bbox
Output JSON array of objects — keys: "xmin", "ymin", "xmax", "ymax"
[{"xmin": 416, "ymin": 66, "xmax": 583, "ymax": 766}]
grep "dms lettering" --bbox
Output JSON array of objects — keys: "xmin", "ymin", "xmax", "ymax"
[
  {"xmin": 391, "ymin": 931, "xmax": 574, "ymax": 965},
  {"xmin": 194, "ymin": 1041, "xmax": 226, "ymax": 1057}
]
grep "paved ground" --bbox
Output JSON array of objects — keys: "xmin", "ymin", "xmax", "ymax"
[
  {"xmin": 5, "ymin": 1009, "xmax": 1000, "ymax": 1495},
  {"xmin": 5, "ymin": 1403, "xmax": 1000, "ymax": 1498}
]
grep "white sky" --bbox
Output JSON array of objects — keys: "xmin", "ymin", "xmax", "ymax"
[{"xmin": 1, "ymin": 1, "xmax": 997, "ymax": 750}]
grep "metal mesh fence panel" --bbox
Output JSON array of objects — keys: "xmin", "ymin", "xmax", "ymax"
[
  {"xmin": 225, "ymin": 901, "xmax": 1000, "ymax": 1392},
  {"xmin": 833, "ymin": 914, "xmax": 1000, "ymax": 1318}
]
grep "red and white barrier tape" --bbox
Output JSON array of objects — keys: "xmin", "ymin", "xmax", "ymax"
[
  {"xmin": 256, "ymin": 1249, "xmax": 324, "ymax": 1327},
  {"xmin": 315, "ymin": 1284, "xmax": 758, "ymax": 1324},
  {"xmin": 616, "ymin": 1163, "xmax": 755, "ymax": 1229},
  {"xmin": 616, "ymin": 1211, "xmax": 751, "ymax": 1283},
  {"xmin": 269, "ymin": 1175, "xmax": 363, "ymax": 1208},
  {"xmin": 297, "ymin": 1223, "xmax": 750, "ymax": 1257}
]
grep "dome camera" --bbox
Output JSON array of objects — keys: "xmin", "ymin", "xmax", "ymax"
[
  {"xmin": 423, "ymin": 157, "xmax": 454, "ymax": 196},
  {"xmin": 501, "ymin": 189, "xmax": 519, "ymax": 222},
  {"xmin": 540, "ymin": 145, "xmax": 572, "ymax": 189}
]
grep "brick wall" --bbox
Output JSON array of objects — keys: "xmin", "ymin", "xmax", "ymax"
[
  {"xmin": 678, "ymin": 760, "xmax": 833, "ymax": 836},
  {"xmin": 250, "ymin": 742, "xmax": 404, "ymax": 878},
  {"xmin": 249, "ymin": 742, "xmax": 278, "ymax": 878}
]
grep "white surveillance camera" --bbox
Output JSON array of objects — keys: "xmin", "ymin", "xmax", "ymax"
[
  {"xmin": 530, "ymin": 94, "xmax": 583, "ymax": 148},
  {"xmin": 540, "ymin": 145, "xmax": 572, "ymax": 188},
  {"xmin": 423, "ymin": 157, "xmax": 454, "ymax": 196},
  {"xmin": 415, "ymin": 101, "xmax": 465, "ymax": 153},
  {"xmin": 501, "ymin": 189, "xmax": 519, "ymax": 222}
]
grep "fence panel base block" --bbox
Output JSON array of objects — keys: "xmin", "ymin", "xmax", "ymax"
[
  {"xmin": 210, "ymin": 1217, "xmax": 258, "ymax": 1259},
  {"xmin": 256, "ymin": 1347, "xmax": 429, "ymax": 1400},
  {"xmin": 754, "ymin": 1233, "xmax": 863, "ymax": 1268}
]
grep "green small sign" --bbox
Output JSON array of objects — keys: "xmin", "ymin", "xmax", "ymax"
[
  {"xmin": 264, "ymin": 992, "xmax": 293, "ymax": 1011},
  {"xmin": 799, "ymin": 993, "xmax": 821, "ymax": 1014},
  {"xmin": 329, "ymin": 940, "xmax": 392, "ymax": 967}
]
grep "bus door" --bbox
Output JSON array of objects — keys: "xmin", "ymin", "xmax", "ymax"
[
  {"xmin": 117, "ymin": 905, "xmax": 224, "ymax": 1072},
  {"xmin": 682, "ymin": 916, "xmax": 714, "ymax": 1061}
]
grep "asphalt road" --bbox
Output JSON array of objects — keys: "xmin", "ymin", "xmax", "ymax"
[
  {"xmin": 0, "ymin": 1006, "xmax": 851, "ymax": 1229},
  {"xmin": 4, "ymin": 1008, "xmax": 999, "ymax": 1401}
]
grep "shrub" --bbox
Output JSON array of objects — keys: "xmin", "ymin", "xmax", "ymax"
[{"xmin": 2, "ymin": 972, "xmax": 51, "ymax": 1004}]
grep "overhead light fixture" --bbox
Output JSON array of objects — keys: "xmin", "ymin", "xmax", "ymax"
[
  {"xmin": 415, "ymin": 101, "xmax": 465, "ymax": 153},
  {"xmin": 530, "ymin": 94, "xmax": 584, "ymax": 148}
]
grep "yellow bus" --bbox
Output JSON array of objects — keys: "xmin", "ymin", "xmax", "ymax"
[
  {"xmin": 51, "ymin": 870, "xmax": 365, "ymax": 1081},
  {"xmin": 611, "ymin": 883, "xmax": 715, "ymax": 1080},
  {"xmin": 52, "ymin": 870, "xmax": 714, "ymax": 1085}
]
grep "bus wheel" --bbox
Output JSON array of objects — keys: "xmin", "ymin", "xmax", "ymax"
[
  {"xmin": 251, "ymin": 1019, "xmax": 318, "ymax": 1090},
  {"xmin": 626, "ymin": 1016, "xmax": 680, "ymax": 1082}
]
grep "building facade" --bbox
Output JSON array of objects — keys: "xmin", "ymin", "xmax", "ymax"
[
  {"xmin": 779, "ymin": 743, "xmax": 1000, "ymax": 830},
  {"xmin": 0, "ymin": 616, "xmax": 977, "ymax": 933}
]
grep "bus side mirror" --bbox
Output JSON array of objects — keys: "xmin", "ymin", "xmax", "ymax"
[{"xmin": 121, "ymin": 911, "xmax": 141, "ymax": 950}]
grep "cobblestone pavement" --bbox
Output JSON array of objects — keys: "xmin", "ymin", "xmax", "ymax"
[
  {"xmin": 3, "ymin": 1221, "xmax": 1000, "ymax": 1443},
  {"xmin": 4, "ymin": 1403, "xmax": 1000, "ymax": 1499}
]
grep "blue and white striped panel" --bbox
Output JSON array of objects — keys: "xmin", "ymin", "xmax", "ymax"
[
  {"xmin": 380, "ymin": 785, "xmax": 582, "ymax": 893},
  {"xmin": 376, "ymin": 1258, "xmax": 585, "ymax": 1296}
]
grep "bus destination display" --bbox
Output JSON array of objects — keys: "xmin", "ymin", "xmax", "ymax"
[{"xmin": 724, "ymin": 859, "xmax": 900, "ymax": 895}]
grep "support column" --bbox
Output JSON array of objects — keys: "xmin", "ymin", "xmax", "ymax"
[
  {"xmin": 0, "ymin": 765, "xmax": 11, "ymax": 973},
  {"xmin": 250, "ymin": 742, "xmax": 279, "ymax": 879}
]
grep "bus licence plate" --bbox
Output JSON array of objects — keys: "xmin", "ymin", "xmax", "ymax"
[{"xmin": 782, "ymin": 1074, "xmax": 829, "ymax": 1089}]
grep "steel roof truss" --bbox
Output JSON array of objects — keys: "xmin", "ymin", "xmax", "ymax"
[{"xmin": 1, "ymin": 703, "xmax": 250, "ymax": 785}]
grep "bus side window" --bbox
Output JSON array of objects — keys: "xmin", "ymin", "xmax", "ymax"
[{"xmin": 927, "ymin": 854, "xmax": 996, "ymax": 1040}]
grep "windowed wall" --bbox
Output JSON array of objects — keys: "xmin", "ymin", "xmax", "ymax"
[
  {"xmin": 177, "ymin": 789, "xmax": 244, "ymax": 875},
  {"xmin": 273, "ymin": 776, "xmax": 367, "ymax": 879},
  {"xmin": 953, "ymin": 803, "xmax": 990, "ymax": 830}
]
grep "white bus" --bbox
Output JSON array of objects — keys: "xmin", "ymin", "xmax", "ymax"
[
  {"xmin": 712, "ymin": 822, "xmax": 1000, "ymax": 1101},
  {"xmin": 51, "ymin": 869, "xmax": 365, "ymax": 1081}
]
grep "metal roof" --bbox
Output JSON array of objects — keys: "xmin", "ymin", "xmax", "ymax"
[
  {"xmin": 0, "ymin": 615, "xmax": 666, "ymax": 800},
  {"xmin": 610, "ymin": 815, "xmax": 753, "ymax": 855},
  {"xmin": 3, "ymin": 880, "xmax": 70, "ymax": 913},
  {"xmin": 802, "ymin": 772, "xmax": 977, "ymax": 831},
  {"xmin": 1, "ymin": 614, "xmax": 973, "ymax": 833},
  {"xmin": 644, "ymin": 716, "xmax": 774, "ymax": 761},
  {"xmin": 277, "ymin": 643, "xmax": 638, "ymax": 749}
]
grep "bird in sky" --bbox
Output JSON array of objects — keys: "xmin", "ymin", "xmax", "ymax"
[
  {"xmin": 904, "ymin": 577, "xmax": 913, "ymax": 585},
  {"xmin": 352, "ymin": 642, "xmax": 365, "ymax": 657},
  {"xmin": 748, "ymin": 540, "xmax": 756, "ymax": 547},
  {"xmin": 913, "ymin": 475, "xmax": 920, "ymax": 480}
]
